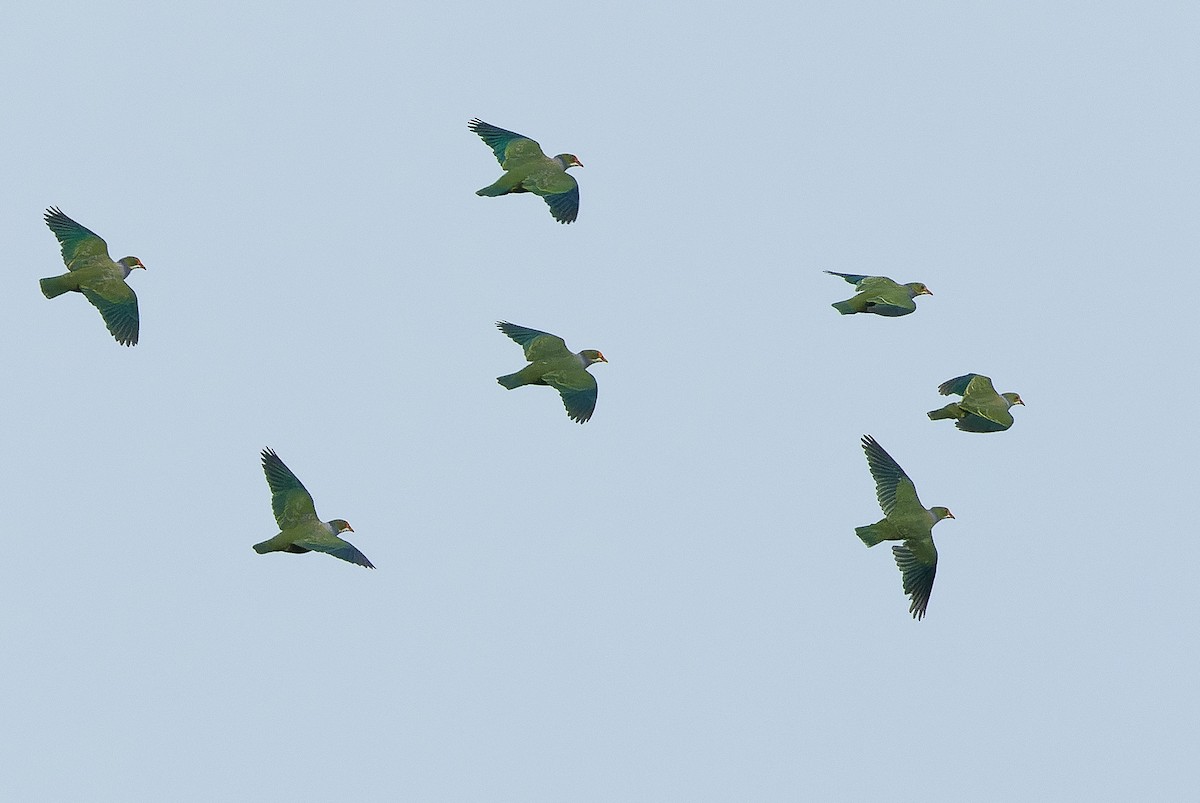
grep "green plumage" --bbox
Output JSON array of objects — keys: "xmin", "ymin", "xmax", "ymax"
[
  {"xmin": 854, "ymin": 436, "xmax": 954, "ymax": 620},
  {"xmin": 40, "ymin": 207, "xmax": 145, "ymax": 346},
  {"xmin": 469, "ymin": 119, "xmax": 582, "ymax": 223},
  {"xmin": 928, "ymin": 373, "xmax": 1024, "ymax": 433},
  {"xmin": 825, "ymin": 271, "xmax": 932, "ymax": 317},
  {"xmin": 496, "ymin": 321, "xmax": 606, "ymax": 423},
  {"xmin": 253, "ymin": 448, "xmax": 374, "ymax": 569}
]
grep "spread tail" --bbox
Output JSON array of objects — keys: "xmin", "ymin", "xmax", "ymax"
[
  {"xmin": 927, "ymin": 404, "xmax": 959, "ymax": 421},
  {"xmin": 855, "ymin": 525, "xmax": 885, "ymax": 547},
  {"xmin": 40, "ymin": 274, "xmax": 75, "ymax": 299},
  {"xmin": 476, "ymin": 173, "xmax": 523, "ymax": 197}
]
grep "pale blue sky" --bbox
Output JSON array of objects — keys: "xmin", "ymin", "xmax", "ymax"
[{"xmin": 1, "ymin": 1, "xmax": 1197, "ymax": 800}]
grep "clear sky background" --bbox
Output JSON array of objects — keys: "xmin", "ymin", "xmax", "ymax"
[{"xmin": 1, "ymin": 2, "xmax": 1196, "ymax": 800}]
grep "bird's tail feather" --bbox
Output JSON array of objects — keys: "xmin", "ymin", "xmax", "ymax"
[
  {"xmin": 496, "ymin": 372, "xmax": 525, "ymax": 390},
  {"xmin": 831, "ymin": 300, "xmax": 856, "ymax": 315},
  {"xmin": 855, "ymin": 525, "xmax": 885, "ymax": 547},
  {"xmin": 39, "ymin": 275, "xmax": 75, "ymax": 299},
  {"xmin": 252, "ymin": 539, "xmax": 274, "ymax": 554},
  {"xmin": 927, "ymin": 404, "xmax": 958, "ymax": 421},
  {"xmin": 476, "ymin": 173, "xmax": 524, "ymax": 197}
]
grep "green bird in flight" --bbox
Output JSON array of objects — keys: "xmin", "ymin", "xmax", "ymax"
[
  {"xmin": 253, "ymin": 448, "xmax": 374, "ymax": 569},
  {"xmin": 470, "ymin": 118, "xmax": 583, "ymax": 223},
  {"xmin": 825, "ymin": 271, "xmax": 932, "ymax": 317},
  {"xmin": 928, "ymin": 373, "xmax": 1024, "ymax": 433},
  {"xmin": 854, "ymin": 436, "xmax": 954, "ymax": 620},
  {"xmin": 496, "ymin": 321, "xmax": 606, "ymax": 423},
  {"xmin": 40, "ymin": 207, "xmax": 146, "ymax": 346}
]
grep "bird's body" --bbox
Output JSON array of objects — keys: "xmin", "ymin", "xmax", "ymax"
[
  {"xmin": 469, "ymin": 118, "xmax": 582, "ymax": 223},
  {"xmin": 854, "ymin": 435, "xmax": 954, "ymax": 620},
  {"xmin": 40, "ymin": 207, "xmax": 145, "ymax": 346},
  {"xmin": 496, "ymin": 321, "xmax": 606, "ymax": 423},
  {"xmin": 928, "ymin": 373, "xmax": 1024, "ymax": 433},
  {"xmin": 253, "ymin": 448, "xmax": 373, "ymax": 569},
  {"xmin": 825, "ymin": 271, "xmax": 931, "ymax": 317}
]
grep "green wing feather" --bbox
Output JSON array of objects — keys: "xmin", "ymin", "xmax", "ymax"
[
  {"xmin": 961, "ymin": 378, "xmax": 1014, "ymax": 428},
  {"xmin": 261, "ymin": 448, "xmax": 319, "ymax": 530},
  {"xmin": 44, "ymin": 207, "xmax": 111, "ymax": 270},
  {"xmin": 538, "ymin": 180, "xmax": 579, "ymax": 224},
  {"xmin": 938, "ymin": 373, "xmax": 990, "ymax": 398},
  {"xmin": 292, "ymin": 535, "xmax": 375, "ymax": 569},
  {"xmin": 525, "ymin": 169, "xmax": 576, "ymax": 195},
  {"xmin": 824, "ymin": 272, "xmax": 901, "ymax": 294},
  {"xmin": 861, "ymin": 435, "xmax": 923, "ymax": 516},
  {"xmin": 856, "ymin": 281, "xmax": 916, "ymax": 315},
  {"xmin": 893, "ymin": 541, "xmax": 937, "ymax": 620},
  {"xmin": 541, "ymin": 367, "xmax": 598, "ymax": 424},
  {"xmin": 824, "ymin": 270, "xmax": 870, "ymax": 286},
  {"xmin": 469, "ymin": 119, "xmax": 546, "ymax": 166},
  {"xmin": 853, "ymin": 277, "xmax": 902, "ymax": 294},
  {"xmin": 861, "ymin": 295, "xmax": 917, "ymax": 316},
  {"xmin": 496, "ymin": 321, "xmax": 571, "ymax": 361},
  {"xmin": 80, "ymin": 280, "xmax": 139, "ymax": 346},
  {"xmin": 827, "ymin": 273, "xmax": 915, "ymax": 315},
  {"xmin": 939, "ymin": 374, "xmax": 1013, "ymax": 430}
]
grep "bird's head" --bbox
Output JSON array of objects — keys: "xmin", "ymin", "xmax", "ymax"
[
  {"xmin": 120, "ymin": 256, "xmax": 147, "ymax": 271},
  {"xmin": 329, "ymin": 519, "xmax": 354, "ymax": 534},
  {"xmin": 931, "ymin": 506, "xmax": 955, "ymax": 522},
  {"xmin": 580, "ymin": 349, "xmax": 607, "ymax": 366},
  {"xmin": 1004, "ymin": 393, "xmax": 1025, "ymax": 406},
  {"xmin": 907, "ymin": 282, "xmax": 932, "ymax": 297},
  {"xmin": 556, "ymin": 154, "xmax": 583, "ymax": 170}
]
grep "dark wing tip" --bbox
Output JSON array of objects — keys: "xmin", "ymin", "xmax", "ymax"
[
  {"xmin": 544, "ymin": 186, "xmax": 579, "ymax": 223},
  {"xmin": 43, "ymin": 206, "xmax": 74, "ymax": 230},
  {"xmin": 892, "ymin": 544, "xmax": 934, "ymax": 621},
  {"xmin": 260, "ymin": 447, "xmax": 287, "ymax": 475}
]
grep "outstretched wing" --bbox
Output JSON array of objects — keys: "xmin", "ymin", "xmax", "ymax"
[
  {"xmin": 860, "ymin": 293, "xmax": 917, "ymax": 316},
  {"xmin": 861, "ymin": 435, "xmax": 923, "ymax": 516},
  {"xmin": 81, "ymin": 278, "xmax": 139, "ymax": 346},
  {"xmin": 292, "ymin": 535, "xmax": 375, "ymax": 569},
  {"xmin": 824, "ymin": 270, "xmax": 870, "ymax": 286},
  {"xmin": 938, "ymin": 373, "xmax": 990, "ymax": 398},
  {"xmin": 538, "ymin": 179, "xmax": 579, "ymax": 224},
  {"xmin": 893, "ymin": 540, "xmax": 937, "ymax": 620},
  {"xmin": 469, "ymin": 119, "xmax": 547, "ymax": 167},
  {"xmin": 946, "ymin": 374, "xmax": 1013, "ymax": 429},
  {"xmin": 542, "ymin": 366, "xmax": 598, "ymax": 424},
  {"xmin": 44, "ymin": 207, "xmax": 112, "ymax": 270},
  {"xmin": 496, "ymin": 321, "xmax": 572, "ymax": 361},
  {"xmin": 261, "ymin": 448, "xmax": 319, "ymax": 530}
]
